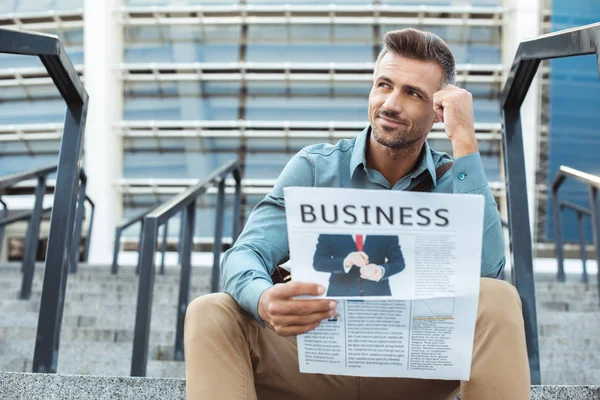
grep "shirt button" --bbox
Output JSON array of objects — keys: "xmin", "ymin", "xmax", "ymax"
[{"xmin": 457, "ymin": 173, "xmax": 466, "ymax": 181}]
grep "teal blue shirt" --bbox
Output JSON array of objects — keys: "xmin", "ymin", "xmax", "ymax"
[{"xmin": 222, "ymin": 127, "xmax": 505, "ymax": 322}]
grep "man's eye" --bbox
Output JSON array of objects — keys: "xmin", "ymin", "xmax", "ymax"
[
  {"xmin": 378, "ymin": 82, "xmax": 389, "ymax": 88},
  {"xmin": 408, "ymin": 91, "xmax": 421, "ymax": 98}
]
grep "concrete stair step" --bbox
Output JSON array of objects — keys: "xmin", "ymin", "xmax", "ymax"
[
  {"xmin": 1, "ymin": 372, "xmax": 599, "ymax": 399},
  {"xmin": 0, "ymin": 326, "xmax": 176, "ymax": 343}
]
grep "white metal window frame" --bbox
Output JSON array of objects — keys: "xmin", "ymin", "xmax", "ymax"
[
  {"xmin": 115, "ymin": 177, "xmax": 506, "ymax": 197},
  {"xmin": 118, "ymin": 4, "xmax": 504, "ymax": 26},
  {"xmin": 119, "ymin": 62, "xmax": 504, "ymax": 84},
  {"xmin": 0, "ymin": 9, "xmax": 84, "ymax": 31}
]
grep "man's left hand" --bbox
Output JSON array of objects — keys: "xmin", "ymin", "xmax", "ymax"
[
  {"xmin": 432, "ymin": 84, "xmax": 479, "ymax": 159},
  {"xmin": 360, "ymin": 264, "xmax": 383, "ymax": 281}
]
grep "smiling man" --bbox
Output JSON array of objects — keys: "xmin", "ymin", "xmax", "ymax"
[{"xmin": 184, "ymin": 29, "xmax": 530, "ymax": 400}]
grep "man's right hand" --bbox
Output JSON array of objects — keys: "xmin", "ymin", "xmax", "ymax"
[
  {"xmin": 258, "ymin": 282, "xmax": 337, "ymax": 336},
  {"xmin": 343, "ymin": 251, "xmax": 369, "ymax": 268}
]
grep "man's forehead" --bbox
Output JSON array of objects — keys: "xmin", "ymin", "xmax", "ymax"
[{"xmin": 375, "ymin": 52, "xmax": 444, "ymax": 91}]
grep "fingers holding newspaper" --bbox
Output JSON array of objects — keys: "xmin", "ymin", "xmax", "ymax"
[{"xmin": 258, "ymin": 281, "xmax": 338, "ymax": 336}]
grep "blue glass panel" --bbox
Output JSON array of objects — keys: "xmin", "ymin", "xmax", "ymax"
[
  {"xmin": 124, "ymin": 25, "xmax": 240, "ymax": 63},
  {"xmin": 125, "ymin": 0, "xmax": 237, "ymax": 4},
  {"xmin": 246, "ymin": 25, "xmax": 374, "ymax": 63},
  {"xmin": 382, "ymin": 0, "xmax": 500, "ymax": 5},
  {"xmin": 0, "ymin": 98, "xmax": 65, "ymax": 124},
  {"xmin": 0, "ymin": 154, "xmax": 58, "ymax": 177}
]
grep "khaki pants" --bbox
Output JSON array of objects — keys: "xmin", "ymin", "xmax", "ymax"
[{"xmin": 184, "ymin": 278, "xmax": 530, "ymax": 400}]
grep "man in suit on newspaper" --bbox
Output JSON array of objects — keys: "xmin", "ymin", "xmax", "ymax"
[{"xmin": 313, "ymin": 234, "xmax": 405, "ymax": 296}]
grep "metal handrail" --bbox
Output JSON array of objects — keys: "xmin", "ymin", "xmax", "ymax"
[
  {"xmin": 552, "ymin": 166, "xmax": 600, "ymax": 286},
  {"xmin": 111, "ymin": 204, "xmax": 161, "ymax": 275},
  {"xmin": 558, "ymin": 201, "xmax": 591, "ymax": 284},
  {"xmin": 0, "ymin": 166, "xmax": 92, "ymax": 293},
  {"xmin": 0, "ymin": 27, "xmax": 89, "ymax": 374},
  {"xmin": 130, "ymin": 160, "xmax": 242, "ymax": 377},
  {"xmin": 500, "ymin": 21, "xmax": 600, "ymax": 384}
]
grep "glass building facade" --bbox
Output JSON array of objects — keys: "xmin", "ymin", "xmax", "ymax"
[
  {"xmin": 1, "ymin": 0, "xmax": 527, "ymax": 259},
  {"xmin": 541, "ymin": 0, "xmax": 600, "ymax": 243}
]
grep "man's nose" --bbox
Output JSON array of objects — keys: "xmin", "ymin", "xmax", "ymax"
[{"xmin": 381, "ymin": 91, "xmax": 403, "ymax": 115}]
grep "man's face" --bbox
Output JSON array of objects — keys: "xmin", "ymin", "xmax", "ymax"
[{"xmin": 368, "ymin": 52, "xmax": 444, "ymax": 151}]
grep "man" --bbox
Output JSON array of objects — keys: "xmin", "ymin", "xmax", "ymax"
[
  {"xmin": 313, "ymin": 234, "xmax": 405, "ymax": 296},
  {"xmin": 184, "ymin": 28, "xmax": 530, "ymax": 399}
]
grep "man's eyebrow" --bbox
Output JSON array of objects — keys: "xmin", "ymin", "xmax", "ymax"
[
  {"xmin": 375, "ymin": 75, "xmax": 394, "ymax": 85},
  {"xmin": 403, "ymin": 84, "xmax": 429, "ymax": 98}
]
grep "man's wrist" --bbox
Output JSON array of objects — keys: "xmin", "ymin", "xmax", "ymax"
[{"xmin": 450, "ymin": 135, "xmax": 478, "ymax": 159}]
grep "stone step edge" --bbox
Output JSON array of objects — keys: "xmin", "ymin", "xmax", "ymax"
[{"xmin": 1, "ymin": 372, "xmax": 600, "ymax": 400}]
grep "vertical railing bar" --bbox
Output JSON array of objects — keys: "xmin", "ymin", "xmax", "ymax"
[
  {"xmin": 232, "ymin": 170, "xmax": 242, "ymax": 244},
  {"xmin": 111, "ymin": 227, "xmax": 122, "ymax": 275},
  {"xmin": 576, "ymin": 211, "xmax": 588, "ymax": 284},
  {"xmin": 136, "ymin": 220, "xmax": 144, "ymax": 276},
  {"xmin": 160, "ymin": 221, "xmax": 168, "ymax": 275},
  {"xmin": 130, "ymin": 217, "xmax": 159, "ymax": 377},
  {"xmin": 178, "ymin": 209, "xmax": 186, "ymax": 266},
  {"xmin": 588, "ymin": 187, "xmax": 600, "ymax": 305},
  {"xmin": 502, "ymin": 106, "xmax": 540, "ymax": 384},
  {"xmin": 33, "ymin": 100, "xmax": 88, "ymax": 373},
  {"xmin": 553, "ymin": 193, "xmax": 566, "ymax": 282},
  {"xmin": 0, "ymin": 198, "xmax": 7, "ymax": 260},
  {"xmin": 211, "ymin": 179, "xmax": 226, "ymax": 293},
  {"xmin": 69, "ymin": 179, "xmax": 86, "ymax": 274},
  {"xmin": 173, "ymin": 200, "xmax": 197, "ymax": 361},
  {"xmin": 20, "ymin": 176, "xmax": 47, "ymax": 300},
  {"xmin": 83, "ymin": 199, "xmax": 95, "ymax": 263}
]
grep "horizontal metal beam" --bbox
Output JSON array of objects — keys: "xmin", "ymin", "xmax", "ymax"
[
  {"xmin": 560, "ymin": 200, "xmax": 592, "ymax": 216},
  {"xmin": 0, "ymin": 165, "xmax": 57, "ymax": 191},
  {"xmin": 120, "ymin": 4, "xmax": 503, "ymax": 26},
  {"xmin": 0, "ymin": 10, "xmax": 84, "ymax": 31},
  {"xmin": 553, "ymin": 166, "xmax": 600, "ymax": 190}
]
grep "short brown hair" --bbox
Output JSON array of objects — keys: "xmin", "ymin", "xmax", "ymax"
[{"xmin": 375, "ymin": 28, "xmax": 455, "ymax": 86}]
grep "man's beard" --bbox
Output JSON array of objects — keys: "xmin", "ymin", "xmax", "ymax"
[{"xmin": 371, "ymin": 110, "xmax": 421, "ymax": 152}]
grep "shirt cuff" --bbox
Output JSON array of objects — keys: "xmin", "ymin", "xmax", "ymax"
[
  {"xmin": 452, "ymin": 152, "xmax": 489, "ymax": 194},
  {"xmin": 344, "ymin": 262, "xmax": 352, "ymax": 273},
  {"xmin": 237, "ymin": 278, "xmax": 274, "ymax": 327},
  {"xmin": 376, "ymin": 266, "xmax": 385, "ymax": 282}
]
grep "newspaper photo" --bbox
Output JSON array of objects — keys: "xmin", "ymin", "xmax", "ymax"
[{"xmin": 284, "ymin": 187, "xmax": 485, "ymax": 380}]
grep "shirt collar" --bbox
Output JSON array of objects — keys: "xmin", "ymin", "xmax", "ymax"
[{"xmin": 350, "ymin": 126, "xmax": 439, "ymax": 187}]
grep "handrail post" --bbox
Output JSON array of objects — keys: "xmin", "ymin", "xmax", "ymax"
[
  {"xmin": 232, "ymin": 169, "xmax": 242, "ymax": 244},
  {"xmin": 69, "ymin": 179, "xmax": 87, "ymax": 274},
  {"xmin": 178, "ymin": 209, "xmax": 186, "ymax": 265},
  {"xmin": 111, "ymin": 227, "xmax": 122, "ymax": 275},
  {"xmin": 174, "ymin": 200, "xmax": 197, "ymax": 361},
  {"xmin": 0, "ymin": 198, "xmax": 7, "ymax": 261},
  {"xmin": 553, "ymin": 193, "xmax": 566, "ymax": 282},
  {"xmin": 588, "ymin": 186, "xmax": 600, "ymax": 304},
  {"xmin": 136, "ymin": 220, "xmax": 144, "ymax": 275},
  {"xmin": 160, "ymin": 222, "xmax": 168, "ymax": 275},
  {"xmin": 576, "ymin": 212, "xmax": 588, "ymax": 284},
  {"xmin": 83, "ymin": 199, "xmax": 95, "ymax": 263},
  {"xmin": 211, "ymin": 179, "xmax": 226, "ymax": 293},
  {"xmin": 20, "ymin": 176, "xmax": 47, "ymax": 300},
  {"xmin": 131, "ymin": 216, "xmax": 159, "ymax": 377}
]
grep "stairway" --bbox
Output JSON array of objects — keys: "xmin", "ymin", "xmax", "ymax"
[{"xmin": 0, "ymin": 262, "xmax": 599, "ymax": 385}]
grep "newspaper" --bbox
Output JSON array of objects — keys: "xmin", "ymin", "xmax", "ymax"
[{"xmin": 283, "ymin": 187, "xmax": 484, "ymax": 380}]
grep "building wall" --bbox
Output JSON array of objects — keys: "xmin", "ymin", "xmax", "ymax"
[
  {"xmin": 544, "ymin": 0, "xmax": 600, "ymax": 243},
  {"xmin": 0, "ymin": 0, "xmax": 541, "ymax": 262}
]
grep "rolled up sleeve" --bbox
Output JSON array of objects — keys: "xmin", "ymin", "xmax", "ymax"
[
  {"xmin": 221, "ymin": 150, "xmax": 315, "ymax": 323},
  {"xmin": 451, "ymin": 152, "xmax": 506, "ymax": 278}
]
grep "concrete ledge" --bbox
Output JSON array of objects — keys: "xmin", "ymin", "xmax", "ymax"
[
  {"xmin": 2, "ymin": 372, "xmax": 600, "ymax": 399},
  {"xmin": 0, "ymin": 372, "xmax": 185, "ymax": 400}
]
